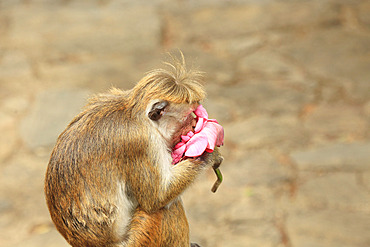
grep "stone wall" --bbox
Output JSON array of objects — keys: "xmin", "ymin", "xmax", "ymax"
[{"xmin": 0, "ymin": 0, "xmax": 369, "ymax": 246}]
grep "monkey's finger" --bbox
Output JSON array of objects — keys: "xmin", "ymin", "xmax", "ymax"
[{"xmin": 212, "ymin": 156, "xmax": 224, "ymax": 170}]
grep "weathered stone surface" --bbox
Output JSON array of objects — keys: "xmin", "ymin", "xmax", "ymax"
[
  {"xmin": 364, "ymin": 101, "xmax": 370, "ymax": 118},
  {"xmin": 238, "ymin": 50, "xmax": 307, "ymax": 84},
  {"xmin": 165, "ymin": 47, "xmax": 236, "ymax": 85},
  {"xmin": 184, "ymin": 174, "xmax": 281, "ymax": 247},
  {"xmin": 20, "ymin": 89, "xmax": 90, "ymax": 149},
  {"xmin": 163, "ymin": 1, "xmax": 340, "ymax": 42},
  {"xmin": 0, "ymin": 153, "xmax": 51, "ymax": 246},
  {"xmin": 38, "ymin": 57, "xmax": 135, "ymax": 91},
  {"xmin": 223, "ymin": 150, "xmax": 293, "ymax": 187},
  {"xmin": 296, "ymin": 172, "xmax": 370, "ymax": 212},
  {"xmin": 13, "ymin": 230, "xmax": 69, "ymax": 247},
  {"xmin": 211, "ymin": 34, "xmax": 264, "ymax": 57},
  {"xmin": 183, "ymin": 151, "xmax": 285, "ymax": 246},
  {"xmin": 0, "ymin": 197, "xmax": 12, "ymax": 214},
  {"xmin": 1, "ymin": 95, "xmax": 30, "ymax": 117},
  {"xmin": 6, "ymin": 4, "xmax": 160, "ymax": 54},
  {"xmin": 357, "ymin": 1, "xmax": 370, "ymax": 28},
  {"xmin": 362, "ymin": 172, "xmax": 370, "ymax": 191},
  {"xmin": 203, "ymin": 98, "xmax": 235, "ymax": 123},
  {"xmin": 0, "ymin": 112, "xmax": 17, "ymax": 162},
  {"xmin": 208, "ymin": 79, "xmax": 314, "ymax": 116},
  {"xmin": 291, "ymin": 142, "xmax": 370, "ymax": 171},
  {"xmin": 305, "ymin": 103, "xmax": 368, "ymax": 142},
  {"xmin": 279, "ymin": 28, "xmax": 370, "ymax": 102},
  {"xmin": 0, "ymin": 0, "xmax": 369, "ymax": 246},
  {"xmin": 37, "ymin": 49, "xmax": 166, "ymax": 91},
  {"xmin": 210, "ymin": 222, "xmax": 280, "ymax": 247},
  {"xmin": 2, "ymin": 2, "xmax": 162, "ymax": 92},
  {"xmin": 0, "ymin": 50, "xmax": 36, "ymax": 98},
  {"xmin": 225, "ymin": 115, "xmax": 308, "ymax": 150},
  {"xmin": 0, "ymin": 50, "xmax": 32, "ymax": 80},
  {"xmin": 287, "ymin": 210, "xmax": 370, "ymax": 247}
]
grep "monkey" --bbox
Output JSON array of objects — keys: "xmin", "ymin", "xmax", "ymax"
[{"xmin": 44, "ymin": 58, "xmax": 224, "ymax": 247}]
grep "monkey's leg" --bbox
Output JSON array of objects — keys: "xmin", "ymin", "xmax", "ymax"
[
  {"xmin": 121, "ymin": 207, "xmax": 164, "ymax": 247},
  {"xmin": 160, "ymin": 199, "xmax": 190, "ymax": 247},
  {"xmin": 122, "ymin": 200, "xmax": 190, "ymax": 247}
]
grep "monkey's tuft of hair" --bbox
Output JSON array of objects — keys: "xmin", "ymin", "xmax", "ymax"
[{"xmin": 132, "ymin": 56, "xmax": 206, "ymax": 109}]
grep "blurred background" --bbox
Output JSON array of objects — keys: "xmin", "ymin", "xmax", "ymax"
[{"xmin": 0, "ymin": 0, "xmax": 369, "ymax": 246}]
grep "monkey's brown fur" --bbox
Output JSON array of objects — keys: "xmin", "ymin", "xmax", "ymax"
[{"xmin": 45, "ymin": 58, "xmax": 223, "ymax": 247}]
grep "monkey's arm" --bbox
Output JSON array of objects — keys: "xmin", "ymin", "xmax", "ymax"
[
  {"xmin": 126, "ymin": 149, "xmax": 222, "ymax": 214},
  {"xmin": 127, "ymin": 159, "xmax": 203, "ymax": 213},
  {"xmin": 125, "ymin": 159, "xmax": 202, "ymax": 213}
]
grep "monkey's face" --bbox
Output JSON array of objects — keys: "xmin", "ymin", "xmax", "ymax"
[{"xmin": 147, "ymin": 100, "xmax": 198, "ymax": 148}]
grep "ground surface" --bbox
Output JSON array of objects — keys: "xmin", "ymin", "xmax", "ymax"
[{"xmin": 0, "ymin": 0, "xmax": 369, "ymax": 247}]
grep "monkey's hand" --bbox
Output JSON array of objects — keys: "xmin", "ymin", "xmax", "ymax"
[{"xmin": 200, "ymin": 147, "xmax": 223, "ymax": 169}]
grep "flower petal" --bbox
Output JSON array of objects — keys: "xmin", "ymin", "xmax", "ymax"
[
  {"xmin": 187, "ymin": 131, "xmax": 194, "ymax": 138},
  {"xmin": 216, "ymin": 126, "xmax": 224, "ymax": 146},
  {"xmin": 181, "ymin": 135, "xmax": 191, "ymax": 142},
  {"xmin": 207, "ymin": 119, "xmax": 219, "ymax": 124},
  {"xmin": 172, "ymin": 143, "xmax": 186, "ymax": 164},
  {"xmin": 202, "ymin": 121, "xmax": 224, "ymax": 151},
  {"xmin": 194, "ymin": 105, "xmax": 208, "ymax": 119},
  {"xmin": 194, "ymin": 117, "xmax": 205, "ymax": 133},
  {"xmin": 174, "ymin": 141, "xmax": 185, "ymax": 149},
  {"xmin": 184, "ymin": 132, "xmax": 208, "ymax": 157}
]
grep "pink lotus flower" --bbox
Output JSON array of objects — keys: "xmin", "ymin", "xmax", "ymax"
[{"xmin": 171, "ymin": 105, "xmax": 224, "ymax": 164}]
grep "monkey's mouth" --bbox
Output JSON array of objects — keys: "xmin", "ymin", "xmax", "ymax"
[
  {"xmin": 181, "ymin": 114, "xmax": 197, "ymax": 136},
  {"xmin": 171, "ymin": 113, "xmax": 197, "ymax": 148},
  {"xmin": 171, "ymin": 104, "xmax": 224, "ymax": 164}
]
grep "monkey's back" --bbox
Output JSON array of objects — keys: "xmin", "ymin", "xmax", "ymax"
[{"xmin": 44, "ymin": 93, "xmax": 145, "ymax": 247}]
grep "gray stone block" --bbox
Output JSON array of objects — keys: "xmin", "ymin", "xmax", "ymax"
[
  {"xmin": 296, "ymin": 172, "xmax": 370, "ymax": 212},
  {"xmin": 225, "ymin": 115, "xmax": 308, "ymax": 150},
  {"xmin": 287, "ymin": 210, "xmax": 370, "ymax": 247},
  {"xmin": 304, "ymin": 103, "xmax": 368, "ymax": 141},
  {"xmin": 279, "ymin": 28, "xmax": 370, "ymax": 102},
  {"xmin": 291, "ymin": 142, "xmax": 370, "ymax": 171},
  {"xmin": 20, "ymin": 89, "xmax": 90, "ymax": 149}
]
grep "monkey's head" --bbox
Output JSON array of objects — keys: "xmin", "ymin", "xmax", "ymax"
[{"xmin": 130, "ymin": 62, "xmax": 206, "ymax": 149}]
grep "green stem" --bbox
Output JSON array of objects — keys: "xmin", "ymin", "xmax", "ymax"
[{"xmin": 211, "ymin": 167, "xmax": 223, "ymax": 193}]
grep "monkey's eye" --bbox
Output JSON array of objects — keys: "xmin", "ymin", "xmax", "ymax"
[{"xmin": 148, "ymin": 101, "xmax": 168, "ymax": 121}]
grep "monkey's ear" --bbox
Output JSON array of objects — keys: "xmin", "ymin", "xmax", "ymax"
[{"xmin": 148, "ymin": 101, "xmax": 168, "ymax": 121}]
